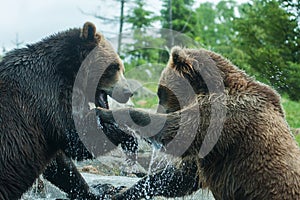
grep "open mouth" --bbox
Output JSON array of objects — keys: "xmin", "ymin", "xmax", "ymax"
[{"xmin": 95, "ymin": 90, "xmax": 109, "ymax": 109}]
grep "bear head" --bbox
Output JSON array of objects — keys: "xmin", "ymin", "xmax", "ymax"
[
  {"xmin": 157, "ymin": 46, "xmax": 284, "ymax": 117},
  {"xmin": 157, "ymin": 46, "xmax": 224, "ymax": 114},
  {"xmin": 71, "ymin": 22, "xmax": 132, "ymax": 109}
]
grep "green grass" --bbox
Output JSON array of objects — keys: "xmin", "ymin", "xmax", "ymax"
[
  {"xmin": 131, "ymin": 95, "xmax": 158, "ymax": 109},
  {"xmin": 296, "ymin": 135, "xmax": 300, "ymax": 146},
  {"xmin": 144, "ymin": 84, "xmax": 158, "ymax": 93},
  {"xmin": 282, "ymin": 97, "xmax": 300, "ymax": 129}
]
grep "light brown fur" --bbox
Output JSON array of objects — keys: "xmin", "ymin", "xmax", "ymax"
[
  {"xmin": 98, "ymin": 46, "xmax": 300, "ymax": 200},
  {"xmin": 158, "ymin": 46, "xmax": 300, "ymax": 199}
]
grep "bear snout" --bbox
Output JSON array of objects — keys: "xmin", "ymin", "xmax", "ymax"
[{"xmin": 111, "ymin": 86, "xmax": 133, "ymax": 103}]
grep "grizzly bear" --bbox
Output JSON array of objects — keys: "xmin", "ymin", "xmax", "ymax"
[
  {"xmin": 0, "ymin": 22, "xmax": 137, "ymax": 200},
  {"xmin": 98, "ymin": 46, "xmax": 300, "ymax": 199}
]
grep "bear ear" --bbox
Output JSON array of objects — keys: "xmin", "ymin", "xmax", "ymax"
[
  {"xmin": 170, "ymin": 46, "xmax": 193, "ymax": 75},
  {"xmin": 81, "ymin": 22, "xmax": 97, "ymax": 41},
  {"xmin": 171, "ymin": 46, "xmax": 186, "ymax": 65}
]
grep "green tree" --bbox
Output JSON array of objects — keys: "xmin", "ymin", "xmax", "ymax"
[
  {"xmin": 160, "ymin": 0, "xmax": 196, "ymax": 46},
  {"xmin": 123, "ymin": 0, "xmax": 164, "ymax": 82},
  {"xmin": 234, "ymin": 0, "xmax": 300, "ymax": 100},
  {"xmin": 279, "ymin": 0, "xmax": 300, "ymax": 64},
  {"xmin": 193, "ymin": 1, "xmax": 250, "ymax": 71},
  {"xmin": 215, "ymin": 1, "xmax": 237, "ymax": 45},
  {"xmin": 194, "ymin": 1, "xmax": 237, "ymax": 47},
  {"xmin": 194, "ymin": 2, "xmax": 217, "ymax": 47},
  {"xmin": 126, "ymin": 0, "xmax": 157, "ymax": 29},
  {"xmin": 280, "ymin": 0, "xmax": 300, "ymax": 26}
]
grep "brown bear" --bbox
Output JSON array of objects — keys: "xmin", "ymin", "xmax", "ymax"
[
  {"xmin": 0, "ymin": 22, "xmax": 137, "ymax": 200},
  {"xmin": 98, "ymin": 46, "xmax": 300, "ymax": 199}
]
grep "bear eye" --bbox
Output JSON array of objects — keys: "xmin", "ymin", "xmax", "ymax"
[{"xmin": 109, "ymin": 63, "xmax": 120, "ymax": 72}]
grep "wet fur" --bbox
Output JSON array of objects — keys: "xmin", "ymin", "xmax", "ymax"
[
  {"xmin": 98, "ymin": 46, "xmax": 300, "ymax": 200},
  {"xmin": 0, "ymin": 22, "xmax": 137, "ymax": 200}
]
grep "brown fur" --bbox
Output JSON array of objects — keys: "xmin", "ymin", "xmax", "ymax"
[
  {"xmin": 98, "ymin": 46, "xmax": 300, "ymax": 200},
  {"xmin": 0, "ymin": 22, "xmax": 134, "ymax": 200},
  {"xmin": 158, "ymin": 46, "xmax": 300, "ymax": 199}
]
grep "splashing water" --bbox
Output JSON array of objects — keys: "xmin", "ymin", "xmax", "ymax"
[
  {"xmin": 21, "ymin": 176, "xmax": 67, "ymax": 200},
  {"xmin": 147, "ymin": 146, "xmax": 158, "ymax": 176},
  {"xmin": 21, "ymin": 126, "xmax": 214, "ymax": 200}
]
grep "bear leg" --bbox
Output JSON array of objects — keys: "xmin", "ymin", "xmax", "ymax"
[
  {"xmin": 113, "ymin": 161, "xmax": 200, "ymax": 199},
  {"xmin": 43, "ymin": 152, "xmax": 100, "ymax": 200},
  {"xmin": 63, "ymin": 129, "xmax": 94, "ymax": 161}
]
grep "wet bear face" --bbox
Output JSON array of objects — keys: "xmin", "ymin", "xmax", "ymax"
[
  {"xmin": 157, "ymin": 46, "xmax": 212, "ymax": 114},
  {"xmin": 76, "ymin": 22, "xmax": 132, "ymax": 109}
]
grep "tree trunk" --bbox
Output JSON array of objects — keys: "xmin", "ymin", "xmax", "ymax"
[{"xmin": 118, "ymin": 0, "xmax": 125, "ymax": 53}]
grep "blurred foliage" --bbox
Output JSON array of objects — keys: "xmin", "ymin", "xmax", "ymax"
[
  {"xmin": 296, "ymin": 135, "xmax": 300, "ymax": 146},
  {"xmin": 87, "ymin": 0, "xmax": 300, "ymax": 127},
  {"xmin": 194, "ymin": 1, "xmax": 237, "ymax": 48},
  {"xmin": 121, "ymin": 0, "xmax": 300, "ymax": 102},
  {"xmin": 161, "ymin": 0, "xmax": 197, "ymax": 38},
  {"xmin": 123, "ymin": 0, "xmax": 166, "ymax": 82},
  {"xmin": 282, "ymin": 97, "xmax": 300, "ymax": 128},
  {"xmin": 234, "ymin": 0, "xmax": 300, "ymax": 100},
  {"xmin": 131, "ymin": 95, "xmax": 159, "ymax": 109},
  {"xmin": 117, "ymin": 0, "xmax": 300, "ymax": 131}
]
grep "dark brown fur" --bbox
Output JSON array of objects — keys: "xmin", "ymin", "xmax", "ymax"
[
  {"xmin": 98, "ymin": 46, "xmax": 300, "ymax": 200},
  {"xmin": 0, "ymin": 22, "xmax": 135, "ymax": 200}
]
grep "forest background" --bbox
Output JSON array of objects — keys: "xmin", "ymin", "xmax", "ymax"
[{"xmin": 0, "ymin": 0, "xmax": 299, "ymax": 144}]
